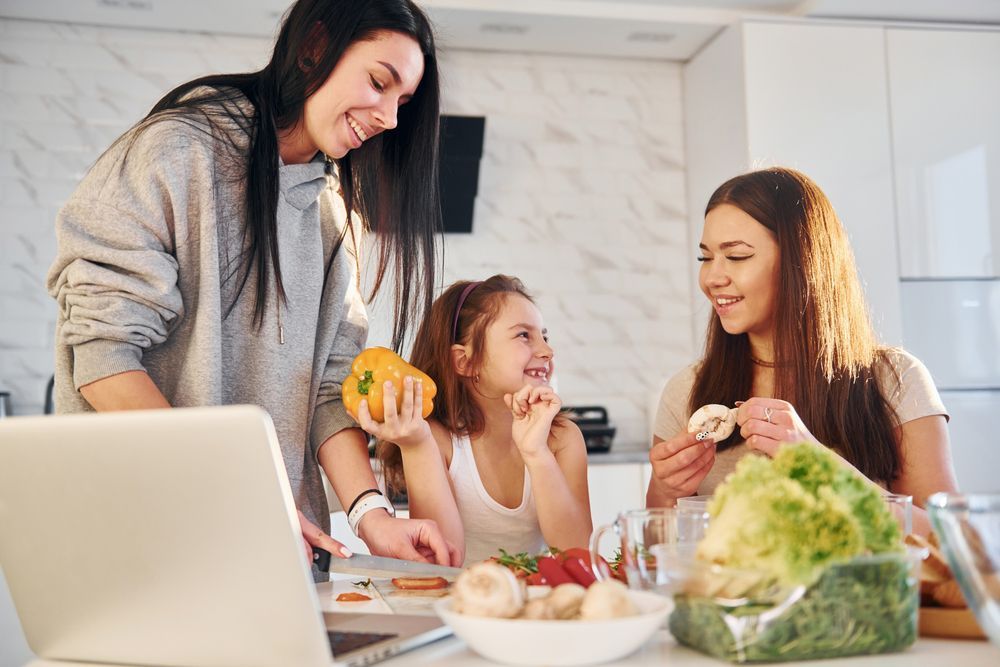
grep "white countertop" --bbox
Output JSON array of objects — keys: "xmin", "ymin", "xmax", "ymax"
[
  {"xmin": 16, "ymin": 576, "xmax": 1000, "ymax": 666},
  {"xmin": 586, "ymin": 445, "xmax": 650, "ymax": 465},
  {"xmin": 22, "ymin": 634, "xmax": 1000, "ymax": 667},
  {"xmin": 387, "ymin": 632, "xmax": 999, "ymax": 667}
]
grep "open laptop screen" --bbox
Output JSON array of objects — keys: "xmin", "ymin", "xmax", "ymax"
[{"xmin": 0, "ymin": 406, "xmax": 447, "ymax": 667}]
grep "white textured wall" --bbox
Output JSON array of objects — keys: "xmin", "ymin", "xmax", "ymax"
[{"xmin": 0, "ymin": 18, "xmax": 695, "ymax": 447}]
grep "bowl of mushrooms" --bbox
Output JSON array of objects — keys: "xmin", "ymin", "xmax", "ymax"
[{"xmin": 434, "ymin": 561, "xmax": 670, "ymax": 666}]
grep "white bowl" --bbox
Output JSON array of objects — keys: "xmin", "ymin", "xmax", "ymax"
[{"xmin": 433, "ymin": 589, "xmax": 670, "ymax": 666}]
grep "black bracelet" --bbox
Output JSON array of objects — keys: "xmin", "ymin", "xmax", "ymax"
[{"xmin": 347, "ymin": 488, "xmax": 382, "ymax": 515}]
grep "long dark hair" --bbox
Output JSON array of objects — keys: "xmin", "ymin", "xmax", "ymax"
[
  {"xmin": 130, "ymin": 0, "xmax": 441, "ymax": 348},
  {"xmin": 690, "ymin": 167, "xmax": 902, "ymax": 483},
  {"xmin": 378, "ymin": 275, "xmax": 566, "ymax": 497}
]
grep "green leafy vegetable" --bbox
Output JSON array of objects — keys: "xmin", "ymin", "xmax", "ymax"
[
  {"xmin": 670, "ymin": 554, "xmax": 918, "ymax": 662},
  {"xmin": 669, "ymin": 442, "xmax": 917, "ymax": 662},
  {"xmin": 699, "ymin": 442, "xmax": 902, "ymax": 586}
]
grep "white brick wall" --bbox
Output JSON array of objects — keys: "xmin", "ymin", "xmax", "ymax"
[{"xmin": 0, "ymin": 17, "xmax": 696, "ymax": 446}]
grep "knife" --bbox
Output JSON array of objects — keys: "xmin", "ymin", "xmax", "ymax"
[{"xmin": 313, "ymin": 548, "xmax": 464, "ymax": 578}]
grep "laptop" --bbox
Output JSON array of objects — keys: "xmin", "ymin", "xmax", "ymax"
[{"xmin": 0, "ymin": 405, "xmax": 451, "ymax": 667}]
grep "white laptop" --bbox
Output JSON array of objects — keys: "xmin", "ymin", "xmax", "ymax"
[{"xmin": 0, "ymin": 405, "xmax": 451, "ymax": 667}]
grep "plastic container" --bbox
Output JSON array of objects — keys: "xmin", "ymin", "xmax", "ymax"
[
  {"xmin": 668, "ymin": 548, "xmax": 923, "ymax": 663},
  {"xmin": 927, "ymin": 492, "xmax": 1000, "ymax": 647}
]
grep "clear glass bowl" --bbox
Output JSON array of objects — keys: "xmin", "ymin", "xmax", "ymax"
[
  {"xmin": 666, "ymin": 548, "xmax": 923, "ymax": 663},
  {"xmin": 926, "ymin": 492, "xmax": 1000, "ymax": 647}
]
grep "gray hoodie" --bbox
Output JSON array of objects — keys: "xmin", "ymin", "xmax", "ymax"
[{"xmin": 47, "ymin": 98, "xmax": 368, "ymax": 540}]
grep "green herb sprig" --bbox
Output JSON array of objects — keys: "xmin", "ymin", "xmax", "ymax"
[{"xmin": 493, "ymin": 548, "xmax": 540, "ymax": 575}]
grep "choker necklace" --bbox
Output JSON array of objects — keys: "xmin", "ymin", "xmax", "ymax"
[{"xmin": 750, "ymin": 355, "xmax": 776, "ymax": 368}]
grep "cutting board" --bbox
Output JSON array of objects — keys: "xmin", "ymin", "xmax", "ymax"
[
  {"xmin": 918, "ymin": 606, "xmax": 987, "ymax": 639},
  {"xmin": 371, "ymin": 577, "xmax": 451, "ymax": 617},
  {"xmin": 316, "ymin": 577, "xmax": 393, "ymax": 615}
]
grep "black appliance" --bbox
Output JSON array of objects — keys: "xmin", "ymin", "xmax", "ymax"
[
  {"xmin": 563, "ymin": 406, "xmax": 616, "ymax": 453},
  {"xmin": 438, "ymin": 115, "xmax": 485, "ymax": 233}
]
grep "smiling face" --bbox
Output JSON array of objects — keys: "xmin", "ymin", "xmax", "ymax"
[
  {"xmin": 280, "ymin": 30, "xmax": 424, "ymax": 163},
  {"xmin": 476, "ymin": 294, "xmax": 554, "ymax": 395},
  {"xmin": 699, "ymin": 204, "xmax": 781, "ymax": 343}
]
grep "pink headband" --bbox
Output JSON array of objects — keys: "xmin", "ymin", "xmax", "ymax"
[{"xmin": 451, "ymin": 281, "xmax": 482, "ymax": 343}]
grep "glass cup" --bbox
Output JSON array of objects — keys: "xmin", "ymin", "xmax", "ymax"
[
  {"xmin": 676, "ymin": 495, "xmax": 713, "ymax": 512},
  {"xmin": 884, "ymin": 492, "xmax": 913, "ymax": 536},
  {"xmin": 927, "ymin": 493, "xmax": 1000, "ymax": 648},
  {"xmin": 590, "ymin": 508, "xmax": 709, "ymax": 595}
]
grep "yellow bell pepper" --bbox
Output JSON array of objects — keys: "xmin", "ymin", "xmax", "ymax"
[{"xmin": 342, "ymin": 347, "xmax": 437, "ymax": 422}]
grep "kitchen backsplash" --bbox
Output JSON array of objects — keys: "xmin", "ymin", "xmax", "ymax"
[{"xmin": 0, "ymin": 18, "xmax": 696, "ymax": 448}]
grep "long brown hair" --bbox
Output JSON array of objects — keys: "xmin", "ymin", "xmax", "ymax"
[
  {"xmin": 378, "ymin": 274, "xmax": 554, "ymax": 497},
  {"xmin": 690, "ymin": 167, "xmax": 902, "ymax": 483}
]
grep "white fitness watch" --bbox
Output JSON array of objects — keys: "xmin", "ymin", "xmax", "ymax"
[{"xmin": 347, "ymin": 492, "xmax": 396, "ymax": 535}]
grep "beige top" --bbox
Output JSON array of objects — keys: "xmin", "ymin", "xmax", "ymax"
[{"xmin": 652, "ymin": 348, "xmax": 949, "ymax": 494}]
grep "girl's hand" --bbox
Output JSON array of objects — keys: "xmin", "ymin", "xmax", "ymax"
[
  {"xmin": 647, "ymin": 431, "xmax": 716, "ymax": 506},
  {"xmin": 735, "ymin": 397, "xmax": 820, "ymax": 457},
  {"xmin": 504, "ymin": 384, "xmax": 561, "ymax": 460},
  {"xmin": 357, "ymin": 376, "xmax": 432, "ymax": 449}
]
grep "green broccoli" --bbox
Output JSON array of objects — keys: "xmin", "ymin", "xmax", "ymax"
[{"xmin": 698, "ymin": 443, "xmax": 901, "ymax": 587}]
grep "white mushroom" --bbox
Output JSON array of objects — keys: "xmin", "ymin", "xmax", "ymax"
[
  {"xmin": 687, "ymin": 404, "xmax": 738, "ymax": 441},
  {"xmin": 519, "ymin": 597, "xmax": 556, "ymax": 620},
  {"xmin": 450, "ymin": 562, "xmax": 526, "ymax": 618},
  {"xmin": 546, "ymin": 583, "xmax": 587, "ymax": 620},
  {"xmin": 578, "ymin": 579, "xmax": 638, "ymax": 620}
]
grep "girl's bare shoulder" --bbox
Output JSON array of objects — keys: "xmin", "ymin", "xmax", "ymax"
[
  {"xmin": 427, "ymin": 419, "xmax": 455, "ymax": 463},
  {"xmin": 547, "ymin": 416, "xmax": 586, "ymax": 456}
]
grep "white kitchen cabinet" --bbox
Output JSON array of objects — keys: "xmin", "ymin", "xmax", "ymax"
[
  {"xmin": 328, "ymin": 511, "xmax": 374, "ymax": 556},
  {"xmin": 940, "ymin": 390, "xmax": 1000, "ymax": 494},
  {"xmin": 900, "ymin": 280, "xmax": 1000, "ymax": 390},
  {"xmin": 684, "ymin": 20, "xmax": 902, "ymax": 345},
  {"xmin": 587, "ymin": 463, "xmax": 647, "ymax": 540},
  {"xmin": 887, "ymin": 29, "xmax": 1000, "ymax": 279}
]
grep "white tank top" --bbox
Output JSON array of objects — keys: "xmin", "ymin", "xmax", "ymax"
[{"xmin": 447, "ymin": 432, "xmax": 546, "ymax": 566}]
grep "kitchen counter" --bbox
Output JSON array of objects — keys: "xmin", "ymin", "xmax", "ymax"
[
  {"xmin": 382, "ymin": 632, "xmax": 999, "ymax": 666},
  {"xmin": 17, "ymin": 578, "xmax": 1000, "ymax": 667},
  {"xmin": 586, "ymin": 443, "xmax": 649, "ymax": 465},
  {"xmin": 16, "ymin": 577, "xmax": 999, "ymax": 666},
  {"xmin": 22, "ymin": 633, "xmax": 1000, "ymax": 666}
]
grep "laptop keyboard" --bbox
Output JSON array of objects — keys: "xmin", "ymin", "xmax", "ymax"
[{"xmin": 327, "ymin": 630, "xmax": 399, "ymax": 656}]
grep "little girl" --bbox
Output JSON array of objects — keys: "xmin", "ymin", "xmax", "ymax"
[{"xmin": 357, "ymin": 274, "xmax": 592, "ymax": 565}]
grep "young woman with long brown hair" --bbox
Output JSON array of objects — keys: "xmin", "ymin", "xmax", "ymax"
[
  {"xmin": 645, "ymin": 167, "xmax": 957, "ymax": 535},
  {"xmin": 359, "ymin": 275, "xmax": 592, "ymax": 564}
]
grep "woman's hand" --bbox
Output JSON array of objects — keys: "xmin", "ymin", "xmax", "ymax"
[
  {"xmin": 735, "ymin": 397, "xmax": 820, "ymax": 456},
  {"xmin": 646, "ymin": 431, "xmax": 716, "ymax": 507},
  {"xmin": 298, "ymin": 510, "xmax": 352, "ymax": 563},
  {"xmin": 356, "ymin": 376, "xmax": 433, "ymax": 449},
  {"xmin": 357, "ymin": 510, "xmax": 463, "ymax": 566},
  {"xmin": 504, "ymin": 384, "xmax": 561, "ymax": 461}
]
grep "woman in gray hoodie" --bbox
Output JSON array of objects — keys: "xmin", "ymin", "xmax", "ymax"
[{"xmin": 47, "ymin": 0, "xmax": 458, "ymax": 578}]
